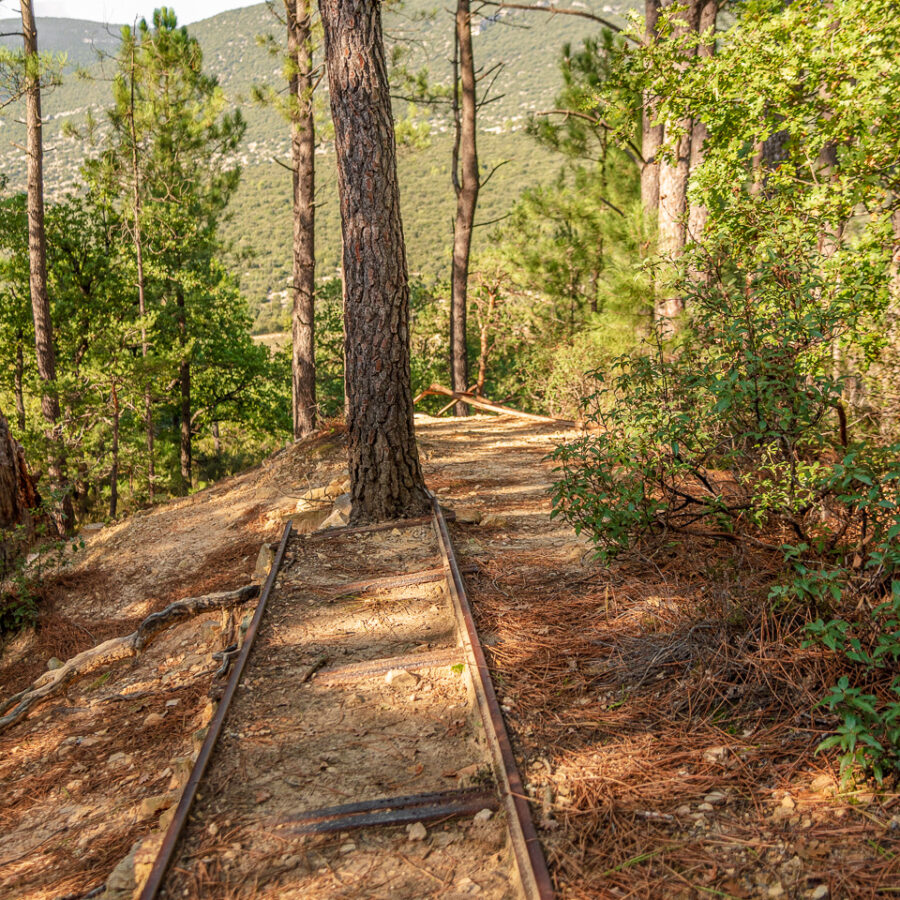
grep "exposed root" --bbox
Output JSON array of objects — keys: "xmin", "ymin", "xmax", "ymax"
[{"xmin": 0, "ymin": 583, "xmax": 259, "ymax": 733}]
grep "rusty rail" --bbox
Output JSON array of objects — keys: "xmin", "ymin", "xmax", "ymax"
[
  {"xmin": 431, "ymin": 494, "xmax": 555, "ymax": 900},
  {"xmin": 137, "ymin": 521, "xmax": 292, "ymax": 900},
  {"xmin": 137, "ymin": 498, "xmax": 553, "ymax": 900}
]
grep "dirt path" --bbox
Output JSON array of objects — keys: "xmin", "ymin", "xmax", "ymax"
[
  {"xmin": 1, "ymin": 414, "xmax": 898, "ymax": 899},
  {"xmin": 159, "ymin": 522, "xmax": 514, "ymax": 899}
]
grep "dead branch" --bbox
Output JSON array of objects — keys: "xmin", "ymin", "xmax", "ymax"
[
  {"xmin": 414, "ymin": 383, "xmax": 576, "ymax": 426},
  {"xmin": 0, "ymin": 583, "xmax": 260, "ymax": 733}
]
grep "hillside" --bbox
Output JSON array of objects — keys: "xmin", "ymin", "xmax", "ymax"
[{"xmin": 0, "ymin": 1, "xmax": 636, "ymax": 331}]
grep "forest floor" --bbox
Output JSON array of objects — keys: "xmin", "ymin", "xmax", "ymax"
[{"xmin": 1, "ymin": 415, "xmax": 898, "ymax": 899}]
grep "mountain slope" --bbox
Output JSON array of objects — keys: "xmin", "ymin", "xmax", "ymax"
[{"xmin": 0, "ymin": 1, "xmax": 635, "ymax": 330}]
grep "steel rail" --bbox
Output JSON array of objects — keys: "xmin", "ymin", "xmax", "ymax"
[
  {"xmin": 137, "ymin": 521, "xmax": 293, "ymax": 900},
  {"xmin": 430, "ymin": 495, "xmax": 555, "ymax": 900}
]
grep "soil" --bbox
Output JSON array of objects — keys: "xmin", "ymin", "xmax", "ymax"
[{"xmin": 1, "ymin": 414, "xmax": 898, "ymax": 899}]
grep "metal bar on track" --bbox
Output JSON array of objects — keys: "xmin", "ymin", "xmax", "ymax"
[
  {"xmin": 138, "ymin": 521, "xmax": 293, "ymax": 900},
  {"xmin": 429, "ymin": 496, "xmax": 555, "ymax": 900},
  {"xmin": 272, "ymin": 786, "xmax": 497, "ymax": 828}
]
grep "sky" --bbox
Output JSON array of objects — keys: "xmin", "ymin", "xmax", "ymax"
[{"xmin": 0, "ymin": 0, "xmax": 252, "ymax": 25}]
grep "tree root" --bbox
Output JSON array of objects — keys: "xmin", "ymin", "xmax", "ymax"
[{"xmin": 0, "ymin": 583, "xmax": 260, "ymax": 734}]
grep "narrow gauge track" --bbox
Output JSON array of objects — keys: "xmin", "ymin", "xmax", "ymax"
[{"xmin": 139, "ymin": 498, "xmax": 553, "ymax": 900}]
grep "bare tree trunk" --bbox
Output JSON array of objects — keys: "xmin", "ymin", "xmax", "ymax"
[
  {"xmin": 176, "ymin": 289, "xmax": 191, "ymax": 493},
  {"xmin": 20, "ymin": 0, "xmax": 70, "ymax": 535},
  {"xmin": 287, "ymin": 0, "xmax": 317, "ymax": 439},
  {"xmin": 14, "ymin": 333, "xmax": 25, "ymax": 432},
  {"xmin": 655, "ymin": 0, "xmax": 702, "ymax": 329},
  {"xmin": 127, "ymin": 39, "xmax": 155, "ymax": 503},
  {"xmin": 0, "ymin": 406, "xmax": 40, "ymax": 577},
  {"xmin": 450, "ymin": 0, "xmax": 480, "ymax": 417},
  {"xmin": 686, "ymin": 0, "xmax": 717, "ymax": 244},
  {"xmin": 109, "ymin": 382, "xmax": 119, "ymax": 519},
  {"xmin": 319, "ymin": 0, "xmax": 430, "ymax": 524},
  {"xmin": 640, "ymin": 0, "xmax": 663, "ymax": 219}
]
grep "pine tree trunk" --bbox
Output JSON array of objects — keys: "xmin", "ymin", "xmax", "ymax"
[
  {"xmin": 288, "ymin": 0, "xmax": 317, "ymax": 439},
  {"xmin": 319, "ymin": 0, "xmax": 430, "ymax": 524},
  {"xmin": 20, "ymin": 0, "xmax": 70, "ymax": 535},
  {"xmin": 640, "ymin": 0, "xmax": 663, "ymax": 219},
  {"xmin": 176, "ymin": 289, "xmax": 192, "ymax": 493},
  {"xmin": 128, "ymin": 43, "xmax": 156, "ymax": 503},
  {"xmin": 450, "ymin": 0, "xmax": 480, "ymax": 417},
  {"xmin": 0, "ymin": 406, "xmax": 40, "ymax": 578},
  {"xmin": 686, "ymin": 0, "xmax": 717, "ymax": 244},
  {"xmin": 109, "ymin": 383, "xmax": 119, "ymax": 519},
  {"xmin": 655, "ymin": 0, "xmax": 702, "ymax": 329},
  {"xmin": 14, "ymin": 334, "xmax": 25, "ymax": 432}
]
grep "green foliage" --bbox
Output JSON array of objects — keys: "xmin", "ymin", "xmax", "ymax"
[
  {"xmin": 0, "ymin": 495, "xmax": 82, "ymax": 635},
  {"xmin": 553, "ymin": 0, "xmax": 900, "ymax": 780}
]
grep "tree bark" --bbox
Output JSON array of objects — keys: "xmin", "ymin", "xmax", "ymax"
[
  {"xmin": 640, "ymin": 0, "xmax": 663, "ymax": 219},
  {"xmin": 20, "ymin": 0, "xmax": 70, "ymax": 534},
  {"xmin": 318, "ymin": 0, "xmax": 430, "ymax": 524},
  {"xmin": 287, "ymin": 0, "xmax": 317, "ymax": 439},
  {"xmin": 127, "ymin": 37, "xmax": 156, "ymax": 502},
  {"xmin": 0, "ymin": 406, "xmax": 40, "ymax": 578},
  {"xmin": 109, "ymin": 382, "xmax": 119, "ymax": 519},
  {"xmin": 14, "ymin": 333, "xmax": 26, "ymax": 433},
  {"xmin": 176, "ymin": 289, "xmax": 191, "ymax": 493},
  {"xmin": 686, "ymin": 0, "xmax": 717, "ymax": 244},
  {"xmin": 655, "ymin": 0, "xmax": 702, "ymax": 328},
  {"xmin": 450, "ymin": 0, "xmax": 480, "ymax": 417}
]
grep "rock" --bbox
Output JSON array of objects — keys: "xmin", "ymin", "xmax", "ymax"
[
  {"xmin": 811, "ymin": 886, "xmax": 829, "ymax": 899},
  {"xmin": 704, "ymin": 791, "xmax": 727, "ymax": 805},
  {"xmin": 385, "ymin": 669, "xmax": 418, "ymax": 690},
  {"xmin": 104, "ymin": 834, "xmax": 164, "ymax": 900},
  {"xmin": 780, "ymin": 794, "xmax": 796, "ymax": 810},
  {"xmin": 481, "ymin": 514, "xmax": 509, "ymax": 528},
  {"xmin": 675, "ymin": 805, "xmax": 692, "ymax": 816},
  {"xmin": 453, "ymin": 507, "xmax": 482, "ymax": 525},
  {"xmin": 339, "ymin": 841, "xmax": 356, "ymax": 853},
  {"xmin": 46, "ymin": 657, "xmax": 63, "ymax": 671},
  {"xmin": 168, "ymin": 756, "xmax": 194, "ymax": 791},
  {"xmin": 106, "ymin": 752, "xmax": 130, "ymax": 768},
  {"xmin": 65, "ymin": 779, "xmax": 83, "ymax": 795},
  {"xmin": 165, "ymin": 699, "xmax": 180, "ymax": 708},
  {"xmin": 697, "ymin": 802, "xmax": 714, "ymax": 812},
  {"xmin": 702, "ymin": 746, "xmax": 729, "ymax": 765},
  {"xmin": 473, "ymin": 808, "xmax": 493, "ymax": 823},
  {"xmin": 289, "ymin": 508, "xmax": 332, "ymax": 534},
  {"xmin": 327, "ymin": 476, "xmax": 351, "ymax": 497},
  {"xmin": 139, "ymin": 791, "xmax": 178, "ymax": 820},
  {"xmin": 157, "ymin": 806, "xmax": 176, "ymax": 832},
  {"xmin": 143, "ymin": 712, "xmax": 165, "ymax": 728},
  {"xmin": 320, "ymin": 494, "xmax": 352, "ymax": 529},
  {"xmin": 254, "ymin": 543, "xmax": 275, "ymax": 581},
  {"xmin": 406, "ymin": 821, "xmax": 427, "ymax": 841},
  {"xmin": 767, "ymin": 882, "xmax": 785, "ymax": 898}
]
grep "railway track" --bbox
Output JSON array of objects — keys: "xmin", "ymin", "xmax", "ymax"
[{"xmin": 137, "ymin": 496, "xmax": 553, "ymax": 900}]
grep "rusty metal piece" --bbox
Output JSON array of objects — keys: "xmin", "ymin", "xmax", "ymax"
[
  {"xmin": 430, "ymin": 496, "xmax": 555, "ymax": 900},
  {"xmin": 315, "ymin": 647, "xmax": 463, "ymax": 684},
  {"xmin": 138, "ymin": 521, "xmax": 293, "ymax": 900},
  {"xmin": 272, "ymin": 787, "xmax": 498, "ymax": 835}
]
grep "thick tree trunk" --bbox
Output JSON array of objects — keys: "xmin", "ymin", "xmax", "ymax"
[
  {"xmin": 319, "ymin": 0, "xmax": 430, "ymax": 524},
  {"xmin": 287, "ymin": 0, "xmax": 317, "ymax": 439},
  {"xmin": 450, "ymin": 0, "xmax": 480, "ymax": 417},
  {"xmin": 640, "ymin": 0, "xmax": 663, "ymax": 220},
  {"xmin": 0, "ymin": 407, "xmax": 40, "ymax": 578},
  {"xmin": 686, "ymin": 0, "xmax": 717, "ymax": 244},
  {"xmin": 20, "ymin": 0, "xmax": 70, "ymax": 534}
]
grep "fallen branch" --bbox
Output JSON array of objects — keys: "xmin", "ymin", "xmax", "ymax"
[
  {"xmin": 414, "ymin": 384, "xmax": 576, "ymax": 427},
  {"xmin": 0, "ymin": 583, "xmax": 260, "ymax": 733}
]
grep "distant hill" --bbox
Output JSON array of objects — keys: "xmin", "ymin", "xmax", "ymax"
[{"xmin": 0, "ymin": 2, "xmax": 635, "ymax": 332}]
